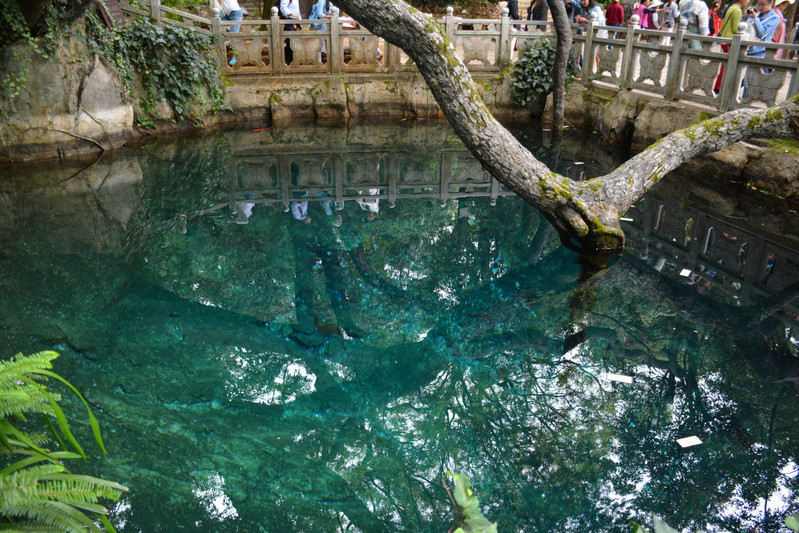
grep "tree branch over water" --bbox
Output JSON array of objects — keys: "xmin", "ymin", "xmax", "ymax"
[{"xmin": 330, "ymin": 0, "xmax": 799, "ymax": 253}]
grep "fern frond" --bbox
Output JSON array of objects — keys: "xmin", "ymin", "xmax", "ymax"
[
  {"xmin": 0, "ymin": 383, "xmax": 54, "ymax": 420},
  {"xmin": 2, "ymin": 500, "xmax": 103, "ymax": 533},
  {"xmin": 35, "ymin": 476, "xmax": 126, "ymax": 503},
  {"xmin": 0, "ymin": 466, "xmax": 127, "ymax": 510},
  {"xmin": 0, "ymin": 352, "xmax": 58, "ymax": 388},
  {"xmin": 0, "ymin": 352, "xmax": 124, "ymax": 532},
  {"xmin": 1, "ymin": 469, "xmax": 124, "ymax": 533},
  {"xmin": 0, "ymin": 352, "xmax": 60, "ymax": 423},
  {"xmin": 0, "ymin": 450, "xmax": 83, "ymax": 477}
]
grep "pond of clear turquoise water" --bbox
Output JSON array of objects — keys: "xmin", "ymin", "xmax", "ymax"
[{"xmin": 1, "ymin": 121, "xmax": 799, "ymax": 532}]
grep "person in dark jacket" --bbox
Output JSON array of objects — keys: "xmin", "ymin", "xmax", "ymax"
[{"xmin": 527, "ymin": 0, "xmax": 550, "ymax": 29}]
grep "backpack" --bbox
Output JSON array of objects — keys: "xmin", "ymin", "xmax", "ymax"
[{"xmin": 709, "ymin": 9, "xmax": 722, "ymax": 35}]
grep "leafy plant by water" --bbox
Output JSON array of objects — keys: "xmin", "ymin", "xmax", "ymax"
[
  {"xmin": 510, "ymin": 37, "xmax": 576, "ymax": 107},
  {"xmin": 0, "ymin": 351, "xmax": 127, "ymax": 532},
  {"xmin": 446, "ymin": 474, "xmax": 498, "ymax": 533}
]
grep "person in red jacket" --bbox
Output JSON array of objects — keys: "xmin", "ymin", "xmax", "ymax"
[
  {"xmin": 709, "ymin": 0, "xmax": 723, "ymax": 34},
  {"xmin": 606, "ymin": 0, "xmax": 626, "ymax": 26}
]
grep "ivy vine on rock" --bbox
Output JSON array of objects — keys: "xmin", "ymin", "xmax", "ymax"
[
  {"xmin": 85, "ymin": 12, "xmax": 226, "ymax": 127},
  {"xmin": 510, "ymin": 37, "xmax": 576, "ymax": 107}
]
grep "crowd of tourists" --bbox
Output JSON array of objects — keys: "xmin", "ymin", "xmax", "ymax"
[
  {"xmin": 551, "ymin": 0, "xmax": 799, "ymax": 54},
  {"xmin": 214, "ymin": 0, "xmax": 798, "ymax": 70}
]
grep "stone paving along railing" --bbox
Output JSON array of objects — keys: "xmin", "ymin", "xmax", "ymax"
[{"xmin": 120, "ymin": 0, "xmax": 799, "ymax": 113}]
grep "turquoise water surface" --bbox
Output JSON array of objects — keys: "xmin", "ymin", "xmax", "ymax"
[{"xmin": 1, "ymin": 121, "xmax": 798, "ymax": 532}]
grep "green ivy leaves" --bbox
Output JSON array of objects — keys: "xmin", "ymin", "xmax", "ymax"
[
  {"xmin": 510, "ymin": 36, "xmax": 576, "ymax": 107},
  {"xmin": 86, "ymin": 14, "xmax": 226, "ymax": 127}
]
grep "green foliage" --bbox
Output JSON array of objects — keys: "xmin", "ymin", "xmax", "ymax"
[
  {"xmin": 510, "ymin": 37, "xmax": 576, "ymax": 106},
  {"xmin": 0, "ymin": 0, "xmax": 74, "ymax": 54},
  {"xmin": 161, "ymin": 0, "xmax": 208, "ymax": 11},
  {"xmin": 787, "ymin": 513, "xmax": 799, "ymax": 532},
  {"xmin": 0, "ymin": 351, "xmax": 127, "ymax": 532},
  {"xmin": 1, "ymin": 0, "xmax": 75, "ymax": 135},
  {"xmin": 85, "ymin": 13, "xmax": 226, "ymax": 126},
  {"xmin": 450, "ymin": 474, "xmax": 498, "ymax": 533}
]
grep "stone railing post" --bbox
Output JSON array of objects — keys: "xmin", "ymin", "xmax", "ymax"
[
  {"xmin": 329, "ymin": 7, "xmax": 342, "ymax": 74},
  {"xmin": 212, "ymin": 8, "xmax": 225, "ymax": 68},
  {"xmin": 445, "ymin": 6, "xmax": 456, "ymax": 41},
  {"xmin": 718, "ymin": 22, "xmax": 745, "ymax": 112},
  {"xmin": 270, "ymin": 6, "xmax": 283, "ymax": 75},
  {"xmin": 150, "ymin": 0, "xmax": 161, "ymax": 25},
  {"xmin": 620, "ymin": 14, "xmax": 639, "ymax": 89},
  {"xmin": 664, "ymin": 17, "xmax": 687, "ymax": 99},
  {"xmin": 581, "ymin": 12, "xmax": 595, "ymax": 81},
  {"xmin": 499, "ymin": 7, "xmax": 511, "ymax": 68},
  {"xmin": 789, "ymin": 24, "xmax": 799, "ymax": 98}
]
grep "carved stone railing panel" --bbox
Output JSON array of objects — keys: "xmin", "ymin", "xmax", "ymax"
[
  {"xmin": 569, "ymin": 42, "xmax": 583, "ymax": 71},
  {"xmin": 597, "ymin": 44, "xmax": 623, "ymax": 80},
  {"xmin": 636, "ymin": 50, "xmax": 667, "ymax": 86},
  {"xmin": 294, "ymin": 159, "xmax": 333, "ymax": 186},
  {"xmin": 238, "ymin": 159, "xmax": 279, "ymax": 189},
  {"xmin": 347, "ymin": 36, "xmax": 381, "ymax": 66},
  {"xmin": 741, "ymin": 67, "xmax": 788, "ymax": 107},
  {"xmin": 346, "ymin": 157, "xmax": 385, "ymax": 189},
  {"xmin": 291, "ymin": 37, "xmax": 325, "ymax": 67},
  {"xmin": 683, "ymin": 58, "xmax": 718, "ymax": 97},
  {"xmin": 229, "ymin": 38, "xmax": 269, "ymax": 69},
  {"xmin": 461, "ymin": 35, "xmax": 495, "ymax": 66},
  {"xmin": 449, "ymin": 157, "xmax": 492, "ymax": 194}
]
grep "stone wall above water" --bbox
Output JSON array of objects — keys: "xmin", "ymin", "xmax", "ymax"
[{"xmin": 2, "ymin": 26, "xmax": 797, "ymax": 202}]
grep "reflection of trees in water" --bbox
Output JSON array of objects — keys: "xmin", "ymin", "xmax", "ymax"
[
  {"xmin": 5, "ymin": 133, "xmax": 799, "ymax": 532},
  {"xmin": 564, "ymin": 259, "xmax": 799, "ymax": 531},
  {"xmin": 121, "ymin": 151, "xmax": 799, "ymax": 530}
]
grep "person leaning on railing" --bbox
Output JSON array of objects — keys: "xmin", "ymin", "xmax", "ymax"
[
  {"xmin": 657, "ymin": 0, "xmax": 680, "ymax": 43},
  {"xmin": 679, "ymin": 0, "xmax": 710, "ymax": 48},
  {"xmin": 714, "ymin": 0, "xmax": 750, "ymax": 93},
  {"xmin": 744, "ymin": 0, "xmax": 780, "ymax": 57},
  {"xmin": 280, "ymin": 0, "xmax": 302, "ymax": 65},
  {"xmin": 741, "ymin": 0, "xmax": 780, "ymax": 97},
  {"xmin": 220, "ymin": 0, "xmax": 243, "ymax": 32},
  {"xmin": 309, "ymin": 0, "xmax": 333, "ymax": 62},
  {"xmin": 770, "ymin": 0, "xmax": 795, "ymax": 59}
]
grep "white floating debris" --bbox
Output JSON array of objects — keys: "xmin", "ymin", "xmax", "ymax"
[
  {"xmin": 619, "ymin": 217, "xmax": 633, "ymax": 222},
  {"xmin": 605, "ymin": 373, "xmax": 634, "ymax": 384},
  {"xmin": 679, "ymin": 268, "xmax": 692, "ymax": 277},
  {"xmin": 574, "ymin": 161, "xmax": 585, "ymax": 165},
  {"xmin": 677, "ymin": 436, "xmax": 703, "ymax": 448}
]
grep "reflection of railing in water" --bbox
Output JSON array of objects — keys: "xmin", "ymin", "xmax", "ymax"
[
  {"xmin": 228, "ymin": 145, "xmax": 799, "ymax": 338},
  {"xmin": 623, "ymin": 198, "xmax": 799, "ymax": 331},
  {"xmin": 229, "ymin": 148, "xmax": 512, "ymax": 212}
]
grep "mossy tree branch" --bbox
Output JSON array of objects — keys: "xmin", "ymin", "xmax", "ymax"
[{"xmin": 323, "ymin": 0, "xmax": 799, "ymax": 253}]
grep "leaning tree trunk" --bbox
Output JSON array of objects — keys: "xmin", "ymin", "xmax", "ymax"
[
  {"xmin": 545, "ymin": 0, "xmax": 572, "ymax": 134},
  {"xmin": 330, "ymin": 0, "xmax": 799, "ymax": 253}
]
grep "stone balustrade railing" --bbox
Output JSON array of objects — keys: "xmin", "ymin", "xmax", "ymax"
[{"xmin": 119, "ymin": 0, "xmax": 799, "ymax": 112}]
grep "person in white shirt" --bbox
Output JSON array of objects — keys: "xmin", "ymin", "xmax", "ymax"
[
  {"xmin": 221, "ymin": 0, "xmax": 243, "ymax": 32},
  {"xmin": 679, "ymin": 0, "xmax": 710, "ymax": 48}
]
